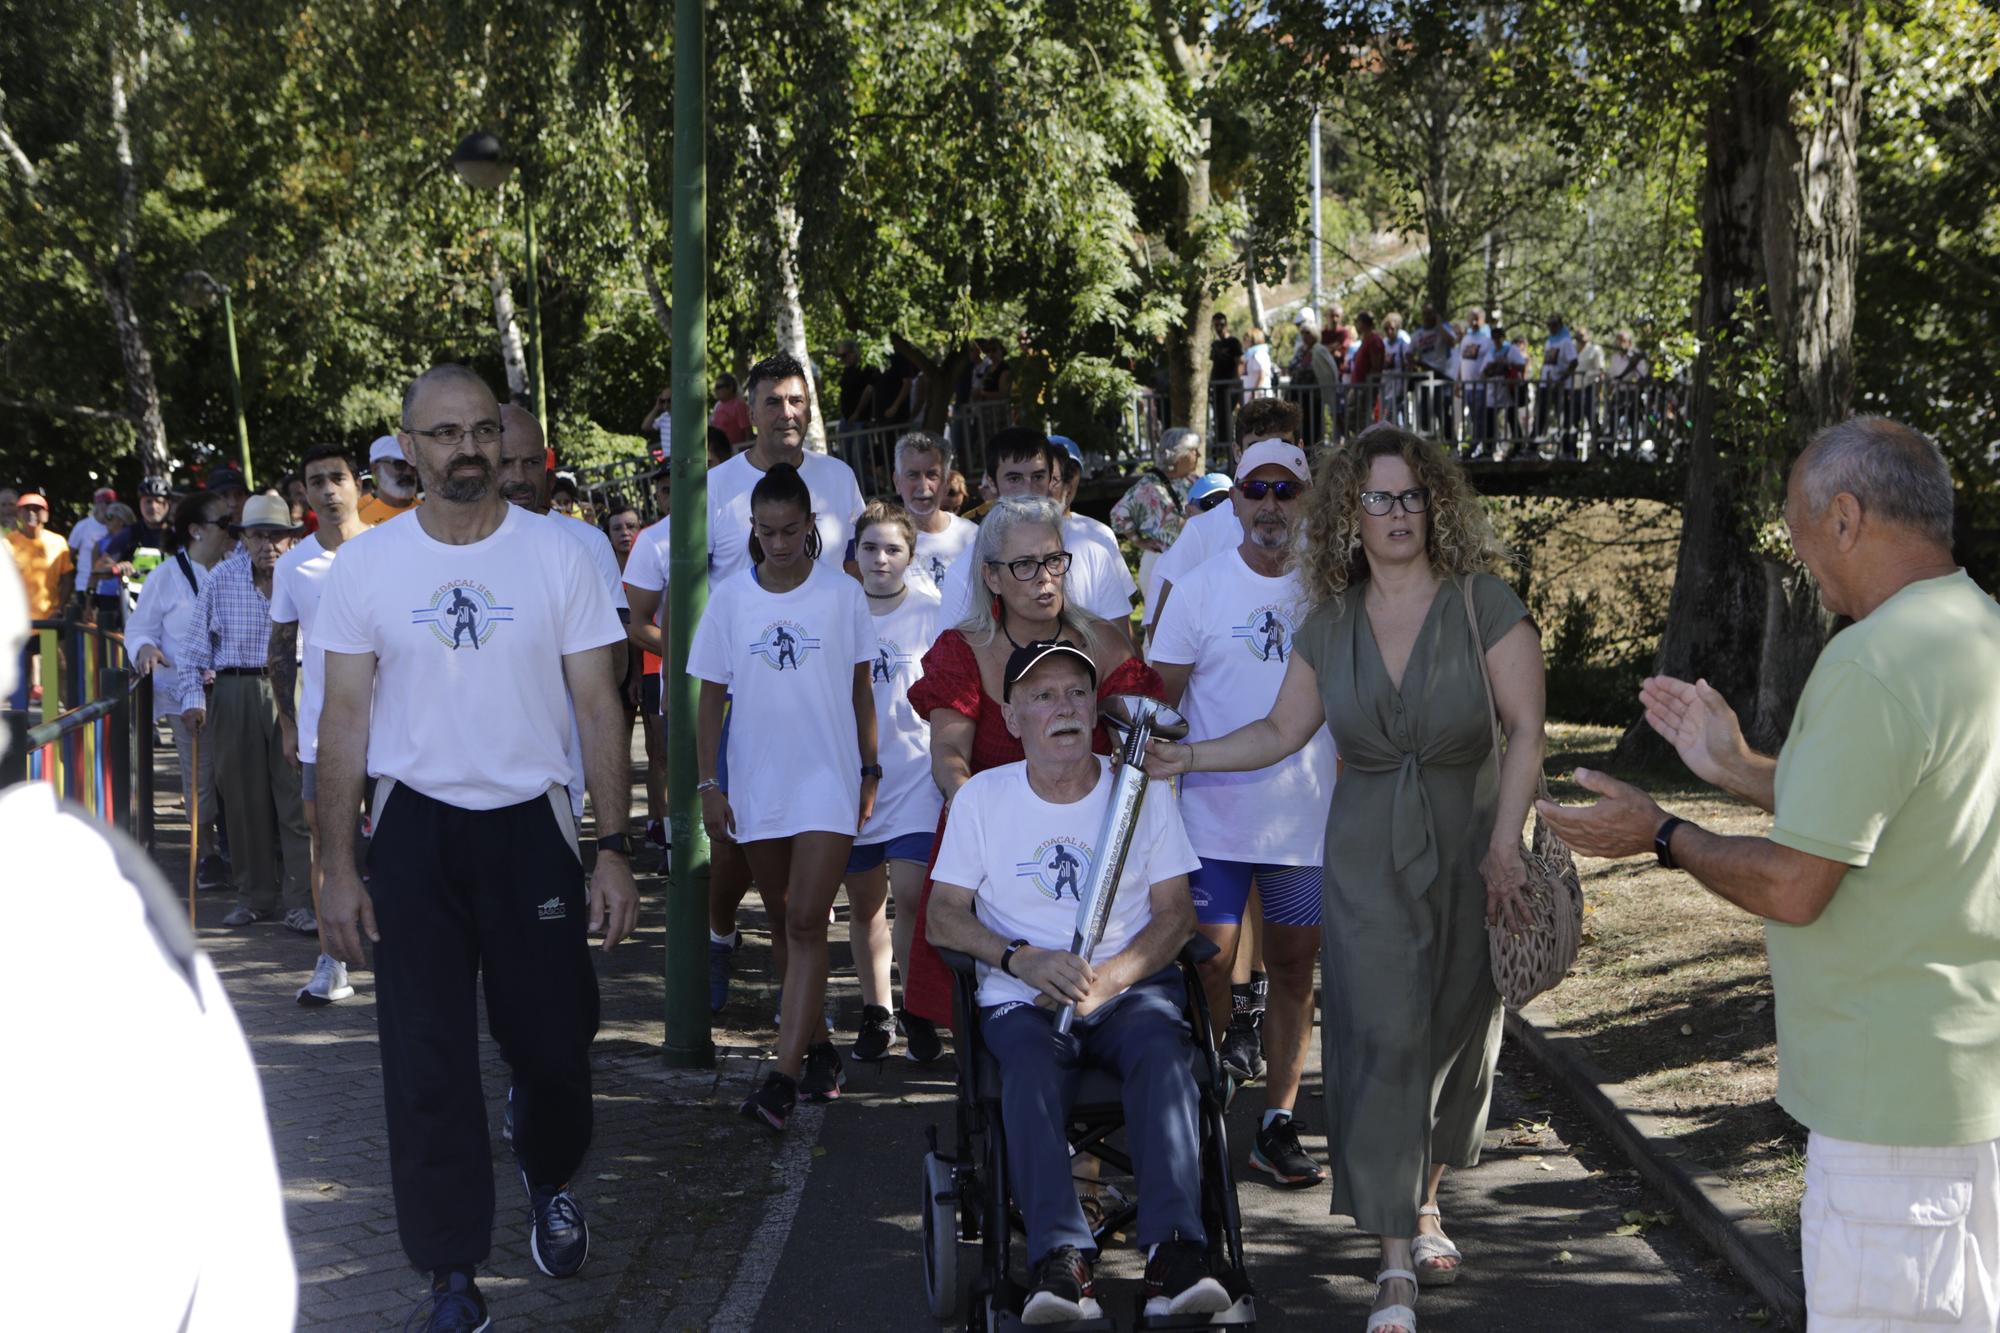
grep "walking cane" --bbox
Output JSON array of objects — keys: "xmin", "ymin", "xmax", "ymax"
[
  {"xmin": 187, "ymin": 724, "xmax": 199, "ymax": 930},
  {"xmin": 1051, "ymin": 694, "xmax": 1188, "ymax": 1063}
]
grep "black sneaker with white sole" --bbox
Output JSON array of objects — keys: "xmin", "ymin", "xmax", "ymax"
[
  {"xmin": 1250, "ymin": 1114, "xmax": 1326, "ymax": 1188},
  {"xmin": 898, "ymin": 1008, "xmax": 944, "ymax": 1063},
  {"xmin": 519, "ymin": 1167, "xmax": 590, "ymax": 1278},
  {"xmin": 1022, "ymin": 1244, "xmax": 1099, "ymax": 1325},
  {"xmin": 800, "ymin": 1041, "xmax": 846, "ymax": 1102},
  {"xmin": 407, "ymin": 1270, "xmax": 489, "ymax": 1332},
  {"xmin": 1218, "ymin": 1012, "xmax": 1265, "ymax": 1083},
  {"xmin": 850, "ymin": 1005, "xmax": 896, "ymax": 1062},
  {"xmin": 740, "ymin": 1071, "xmax": 798, "ymax": 1131},
  {"xmin": 1141, "ymin": 1234, "xmax": 1231, "ymax": 1319}
]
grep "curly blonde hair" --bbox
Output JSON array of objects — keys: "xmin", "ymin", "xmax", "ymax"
[{"xmin": 1297, "ymin": 425, "xmax": 1508, "ymax": 607}]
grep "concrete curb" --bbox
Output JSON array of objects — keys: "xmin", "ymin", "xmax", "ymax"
[{"xmin": 1505, "ymin": 1002, "xmax": 1807, "ymax": 1330}]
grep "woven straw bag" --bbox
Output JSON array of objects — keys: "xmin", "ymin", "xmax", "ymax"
[{"xmin": 1463, "ymin": 577, "xmax": 1583, "ymax": 1010}]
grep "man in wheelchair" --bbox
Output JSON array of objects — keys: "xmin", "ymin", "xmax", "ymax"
[{"xmin": 928, "ymin": 641, "xmax": 1233, "ymax": 1325}]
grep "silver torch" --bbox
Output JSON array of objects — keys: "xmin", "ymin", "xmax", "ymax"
[{"xmin": 1055, "ymin": 694, "xmax": 1190, "ymax": 1041}]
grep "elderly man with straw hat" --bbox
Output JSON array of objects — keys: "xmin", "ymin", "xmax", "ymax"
[{"xmin": 172, "ymin": 492, "xmax": 313, "ymax": 930}]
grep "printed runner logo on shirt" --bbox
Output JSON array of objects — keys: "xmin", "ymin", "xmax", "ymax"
[
  {"xmin": 871, "ymin": 636, "xmax": 915, "ymax": 685},
  {"xmin": 412, "ymin": 580, "xmax": 514, "ymax": 650},
  {"xmin": 748, "ymin": 619, "xmax": 820, "ymax": 671},
  {"xmin": 1231, "ymin": 602, "xmax": 1297, "ymax": 663},
  {"xmin": 925, "ymin": 553, "xmax": 949, "ymax": 583},
  {"xmin": 1016, "ymin": 836, "xmax": 1094, "ymax": 903}
]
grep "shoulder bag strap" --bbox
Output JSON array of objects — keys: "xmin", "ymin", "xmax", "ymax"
[{"xmin": 1462, "ymin": 575, "xmax": 1553, "ymax": 802}]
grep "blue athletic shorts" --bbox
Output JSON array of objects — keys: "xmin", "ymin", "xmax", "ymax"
[
  {"xmin": 300, "ymin": 760, "xmax": 317, "ymax": 804},
  {"xmin": 1187, "ymin": 859, "xmax": 1323, "ymax": 928},
  {"xmin": 715, "ymin": 696, "xmax": 731, "ymax": 793},
  {"xmin": 846, "ymin": 830, "xmax": 936, "ymax": 874}
]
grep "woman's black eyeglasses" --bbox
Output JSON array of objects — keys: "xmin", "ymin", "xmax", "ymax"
[
  {"xmin": 986, "ymin": 551, "xmax": 1073, "ymax": 581},
  {"xmin": 1359, "ymin": 488, "xmax": 1430, "ymax": 517},
  {"xmin": 1239, "ymin": 480, "xmax": 1306, "ymax": 502}
]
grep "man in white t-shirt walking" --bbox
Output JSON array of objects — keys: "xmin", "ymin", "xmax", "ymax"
[
  {"xmin": 1458, "ymin": 306, "xmax": 1495, "ymax": 457},
  {"xmin": 927, "ymin": 641, "xmax": 1231, "ymax": 1325},
  {"xmin": 313, "ymin": 365, "xmax": 637, "ymax": 1333},
  {"xmin": 1150, "ymin": 439, "xmax": 1337, "ymax": 1189},
  {"xmin": 1048, "ymin": 434, "xmax": 1140, "ymax": 631},
  {"xmin": 893, "ymin": 430, "xmax": 977, "ymax": 587},
  {"xmin": 271, "ymin": 441, "xmax": 369, "ymax": 1008}
]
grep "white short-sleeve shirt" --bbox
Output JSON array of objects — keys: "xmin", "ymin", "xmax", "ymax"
[
  {"xmin": 931, "ymin": 757, "xmax": 1200, "ymax": 1009},
  {"xmin": 706, "ymin": 451, "xmax": 866, "ymax": 587},
  {"xmin": 857, "ymin": 580, "xmax": 946, "ymax": 845},
  {"xmin": 685, "ymin": 562, "xmax": 875, "ymax": 841},
  {"xmin": 544, "ymin": 509, "xmax": 627, "ymax": 610},
  {"xmin": 1149, "ymin": 550, "xmax": 1337, "ymax": 865},
  {"xmin": 309, "ymin": 505, "xmax": 624, "ymax": 810},
  {"xmin": 1143, "ymin": 501, "xmax": 1239, "ymax": 625},
  {"xmin": 270, "ymin": 533, "xmax": 336, "ymax": 764}
]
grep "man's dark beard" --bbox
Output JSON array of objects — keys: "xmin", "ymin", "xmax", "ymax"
[
  {"xmin": 436, "ymin": 455, "xmax": 494, "ymax": 503},
  {"xmin": 499, "ymin": 481, "xmax": 538, "ymax": 507}
]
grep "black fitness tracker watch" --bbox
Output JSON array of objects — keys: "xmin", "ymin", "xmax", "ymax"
[
  {"xmin": 1000, "ymin": 938, "xmax": 1031, "ymax": 976},
  {"xmin": 861, "ymin": 764, "xmax": 883, "ymax": 779},
  {"xmin": 1654, "ymin": 816, "xmax": 1687, "ymax": 870},
  {"xmin": 598, "ymin": 832, "xmax": 632, "ymax": 857}
]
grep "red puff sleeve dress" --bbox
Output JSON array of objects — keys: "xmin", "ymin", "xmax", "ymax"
[{"xmin": 901, "ymin": 627, "xmax": 1164, "ymax": 1025}]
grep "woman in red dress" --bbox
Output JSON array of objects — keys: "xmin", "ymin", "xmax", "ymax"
[{"xmin": 902, "ymin": 496, "xmax": 1161, "ymax": 1034}]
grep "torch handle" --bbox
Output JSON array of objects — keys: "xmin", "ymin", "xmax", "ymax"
[{"xmin": 1055, "ymin": 717, "xmax": 1156, "ymax": 1036}]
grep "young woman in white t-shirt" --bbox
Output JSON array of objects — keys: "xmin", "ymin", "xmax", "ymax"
[
  {"xmin": 689, "ymin": 464, "xmax": 879, "ymax": 1130},
  {"xmin": 842, "ymin": 504, "xmax": 947, "ymax": 1063}
]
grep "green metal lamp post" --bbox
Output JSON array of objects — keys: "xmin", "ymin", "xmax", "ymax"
[
  {"xmin": 179, "ymin": 270, "xmax": 254, "ymax": 486},
  {"xmin": 450, "ymin": 131, "xmax": 549, "ymax": 432}
]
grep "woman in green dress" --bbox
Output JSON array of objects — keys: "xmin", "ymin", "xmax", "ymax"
[{"xmin": 1144, "ymin": 426, "xmax": 1546, "ymax": 1333}]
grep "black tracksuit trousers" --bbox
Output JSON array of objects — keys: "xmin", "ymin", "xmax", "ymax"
[{"xmin": 367, "ymin": 781, "xmax": 600, "ymax": 1274}]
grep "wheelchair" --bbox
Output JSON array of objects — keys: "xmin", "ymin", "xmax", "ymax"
[{"xmin": 920, "ymin": 935, "xmax": 1258, "ymax": 1330}]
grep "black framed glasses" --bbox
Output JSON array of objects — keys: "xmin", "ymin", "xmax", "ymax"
[
  {"xmin": 403, "ymin": 421, "xmax": 503, "ymax": 447},
  {"xmin": 1359, "ymin": 488, "xmax": 1430, "ymax": 517},
  {"xmin": 1239, "ymin": 479, "xmax": 1306, "ymax": 502},
  {"xmin": 987, "ymin": 550, "xmax": 1073, "ymax": 582}
]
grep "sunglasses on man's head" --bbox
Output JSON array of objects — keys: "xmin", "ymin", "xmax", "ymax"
[
  {"xmin": 1194, "ymin": 492, "xmax": 1231, "ymax": 512},
  {"xmin": 1237, "ymin": 479, "xmax": 1306, "ymax": 502}
]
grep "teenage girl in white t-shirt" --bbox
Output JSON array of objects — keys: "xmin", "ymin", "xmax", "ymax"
[
  {"xmin": 689, "ymin": 464, "xmax": 879, "ymax": 1131},
  {"xmin": 842, "ymin": 503, "xmax": 946, "ymax": 1063}
]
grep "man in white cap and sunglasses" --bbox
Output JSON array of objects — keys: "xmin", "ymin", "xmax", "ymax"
[
  {"xmin": 171, "ymin": 491, "xmax": 313, "ymax": 930},
  {"xmin": 359, "ymin": 434, "xmax": 423, "ymax": 526},
  {"xmin": 1150, "ymin": 438, "xmax": 1337, "ymax": 1190}
]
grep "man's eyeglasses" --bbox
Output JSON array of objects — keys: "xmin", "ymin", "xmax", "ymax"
[
  {"xmin": 403, "ymin": 421, "xmax": 503, "ymax": 447},
  {"xmin": 1359, "ymin": 488, "xmax": 1431, "ymax": 517},
  {"xmin": 986, "ymin": 551, "xmax": 1073, "ymax": 582},
  {"xmin": 1239, "ymin": 480, "xmax": 1306, "ymax": 502}
]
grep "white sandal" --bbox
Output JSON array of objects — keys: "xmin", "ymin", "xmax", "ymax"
[
  {"xmin": 1412, "ymin": 1205, "xmax": 1462, "ymax": 1285},
  {"xmin": 1365, "ymin": 1267, "xmax": 1418, "ymax": 1333}
]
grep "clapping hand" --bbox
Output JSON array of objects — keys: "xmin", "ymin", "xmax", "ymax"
[{"xmin": 1639, "ymin": 676, "xmax": 1746, "ymax": 789}]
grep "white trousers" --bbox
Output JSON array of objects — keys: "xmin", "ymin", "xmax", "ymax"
[{"xmin": 1802, "ymin": 1130, "xmax": 2000, "ymax": 1330}]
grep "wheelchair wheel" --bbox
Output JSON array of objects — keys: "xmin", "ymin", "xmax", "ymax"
[{"xmin": 921, "ymin": 1151, "xmax": 963, "ymax": 1319}]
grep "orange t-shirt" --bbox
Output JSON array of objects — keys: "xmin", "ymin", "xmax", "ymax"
[
  {"xmin": 356, "ymin": 493, "xmax": 421, "ymax": 526},
  {"xmin": 7, "ymin": 528, "xmax": 75, "ymax": 620}
]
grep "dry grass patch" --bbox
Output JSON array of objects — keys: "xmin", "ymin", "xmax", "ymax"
[{"xmin": 1540, "ymin": 723, "xmax": 1808, "ymax": 1244}]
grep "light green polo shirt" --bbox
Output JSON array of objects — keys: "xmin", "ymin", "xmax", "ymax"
[{"xmin": 1767, "ymin": 570, "xmax": 2000, "ymax": 1146}]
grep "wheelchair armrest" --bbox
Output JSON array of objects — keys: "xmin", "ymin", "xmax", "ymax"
[
  {"xmin": 1180, "ymin": 934, "xmax": 1220, "ymax": 967},
  {"xmin": 937, "ymin": 947, "xmax": 980, "ymax": 978}
]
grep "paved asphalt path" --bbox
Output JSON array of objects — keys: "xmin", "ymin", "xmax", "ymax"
[{"xmin": 745, "ymin": 1024, "xmax": 1766, "ymax": 1331}]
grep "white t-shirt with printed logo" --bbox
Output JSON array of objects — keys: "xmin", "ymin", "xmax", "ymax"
[
  {"xmin": 932, "ymin": 757, "xmax": 1201, "ymax": 1009},
  {"xmin": 686, "ymin": 561, "xmax": 875, "ymax": 841},
  {"xmin": 1458, "ymin": 327, "xmax": 1494, "ymax": 383},
  {"xmin": 857, "ymin": 580, "xmax": 946, "ymax": 845},
  {"xmin": 270, "ymin": 533, "xmax": 336, "ymax": 765},
  {"xmin": 706, "ymin": 450, "xmax": 866, "ymax": 587},
  {"xmin": 1149, "ymin": 549, "xmax": 1337, "ymax": 865},
  {"xmin": 913, "ymin": 514, "xmax": 978, "ymax": 589},
  {"xmin": 310, "ymin": 504, "xmax": 625, "ymax": 811}
]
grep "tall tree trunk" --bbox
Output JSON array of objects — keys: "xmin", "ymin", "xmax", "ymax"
[
  {"xmin": 1422, "ymin": 94, "xmax": 1453, "ymax": 318},
  {"xmin": 771, "ymin": 198, "xmax": 828, "ymax": 453},
  {"xmin": 489, "ymin": 249, "xmax": 529, "ymax": 399},
  {"xmin": 625, "ymin": 181, "xmax": 673, "ymax": 341},
  {"xmin": 1165, "ymin": 114, "xmax": 1215, "ymax": 439},
  {"xmin": 1244, "ymin": 235, "xmax": 1267, "ymax": 331},
  {"xmin": 105, "ymin": 40, "xmax": 168, "ymax": 478},
  {"xmin": 1616, "ymin": 0, "xmax": 1861, "ymax": 763}
]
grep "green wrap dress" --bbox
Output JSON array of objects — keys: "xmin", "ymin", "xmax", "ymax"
[{"xmin": 1293, "ymin": 572, "xmax": 1529, "ymax": 1236}]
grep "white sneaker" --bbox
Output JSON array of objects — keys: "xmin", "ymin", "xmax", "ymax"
[
  {"xmin": 221, "ymin": 905, "xmax": 265, "ymax": 927},
  {"xmin": 296, "ymin": 954, "xmax": 353, "ymax": 1006},
  {"xmin": 281, "ymin": 907, "xmax": 318, "ymax": 935}
]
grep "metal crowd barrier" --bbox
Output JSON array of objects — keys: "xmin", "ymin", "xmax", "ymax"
[{"xmin": 2, "ymin": 618, "xmax": 153, "ymax": 844}]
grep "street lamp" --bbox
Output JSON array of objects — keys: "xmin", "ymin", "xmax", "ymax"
[
  {"xmin": 178, "ymin": 269, "xmax": 254, "ymax": 487},
  {"xmin": 450, "ymin": 130, "xmax": 547, "ymax": 428}
]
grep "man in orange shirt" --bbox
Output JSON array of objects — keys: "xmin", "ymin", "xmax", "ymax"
[
  {"xmin": 357, "ymin": 435, "xmax": 423, "ymax": 525},
  {"xmin": 5, "ymin": 492, "xmax": 72, "ymax": 709}
]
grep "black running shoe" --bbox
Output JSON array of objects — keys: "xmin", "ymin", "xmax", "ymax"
[
  {"xmin": 740, "ymin": 1070, "xmax": 797, "ymax": 1131},
  {"xmin": 850, "ymin": 1004, "xmax": 896, "ymax": 1062},
  {"xmin": 1218, "ymin": 1013, "xmax": 1265, "ymax": 1082},
  {"xmin": 1022, "ymin": 1244, "xmax": 1099, "ymax": 1325},
  {"xmin": 405, "ymin": 1271, "xmax": 489, "ymax": 1332},
  {"xmin": 898, "ymin": 1009, "xmax": 944, "ymax": 1064},
  {"xmin": 800, "ymin": 1041, "xmax": 846, "ymax": 1102},
  {"xmin": 1250, "ymin": 1114, "xmax": 1327, "ymax": 1188},
  {"xmin": 519, "ymin": 1168, "xmax": 589, "ymax": 1278},
  {"xmin": 1141, "ymin": 1233, "xmax": 1231, "ymax": 1319},
  {"xmin": 197, "ymin": 853, "xmax": 232, "ymax": 892}
]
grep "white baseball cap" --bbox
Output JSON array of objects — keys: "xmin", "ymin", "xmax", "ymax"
[
  {"xmin": 1292, "ymin": 307, "xmax": 1318, "ymax": 328},
  {"xmin": 1234, "ymin": 439, "xmax": 1311, "ymax": 483},
  {"xmin": 368, "ymin": 434, "xmax": 403, "ymax": 465}
]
